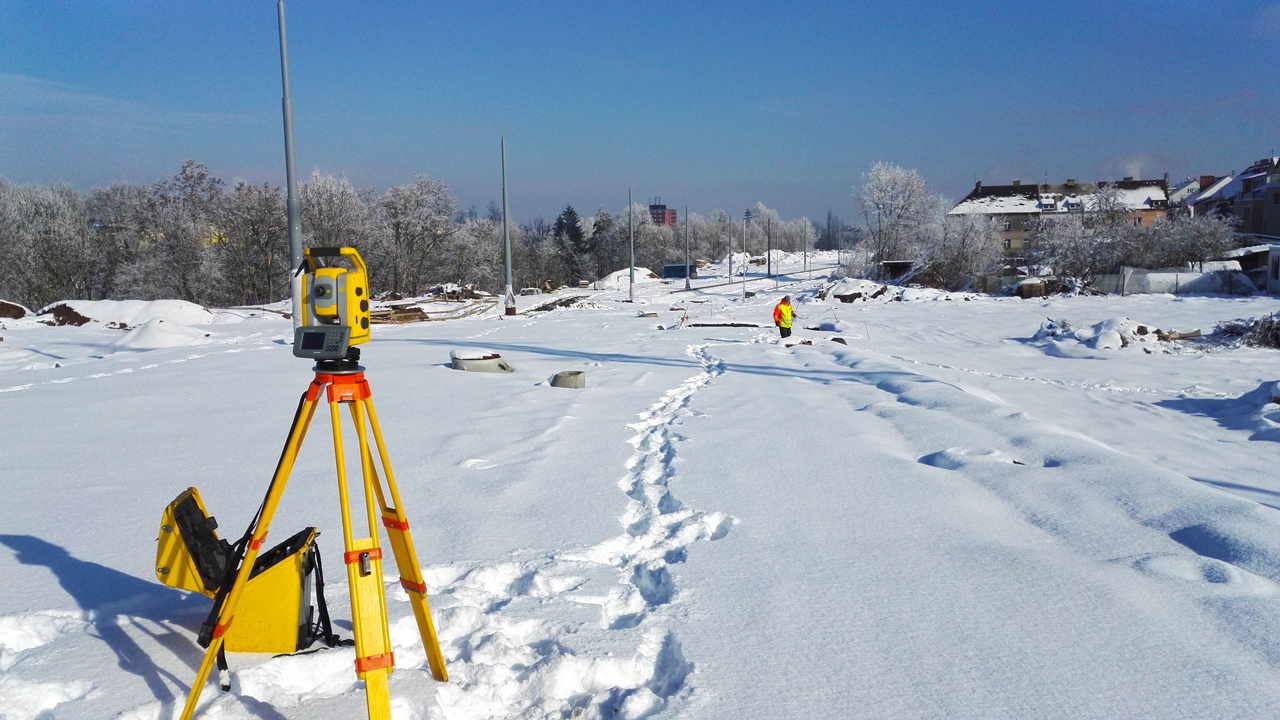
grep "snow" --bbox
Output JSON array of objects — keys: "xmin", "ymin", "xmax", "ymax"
[
  {"xmin": 39, "ymin": 299, "xmax": 220, "ymax": 327},
  {"xmin": 3, "ymin": 285, "xmax": 1280, "ymax": 718},
  {"xmin": 594, "ymin": 268, "xmax": 659, "ymax": 290},
  {"xmin": 449, "ymin": 348, "xmax": 500, "ymax": 361},
  {"xmin": 948, "ymin": 194, "xmax": 1040, "ymax": 215}
]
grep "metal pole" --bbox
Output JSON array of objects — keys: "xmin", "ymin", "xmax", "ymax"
[
  {"xmin": 628, "ymin": 189, "xmax": 635, "ymax": 302},
  {"xmin": 278, "ymin": 0, "xmax": 303, "ymax": 329},
  {"xmin": 742, "ymin": 217, "xmax": 747, "ymax": 299},
  {"xmin": 501, "ymin": 137, "xmax": 515, "ymax": 315},
  {"xmin": 727, "ymin": 226, "xmax": 732, "ymax": 281},
  {"xmin": 767, "ymin": 217, "xmax": 772, "ymax": 277},
  {"xmin": 684, "ymin": 205, "xmax": 691, "ymax": 290}
]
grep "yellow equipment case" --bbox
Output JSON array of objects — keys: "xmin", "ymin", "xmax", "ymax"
[{"xmin": 156, "ymin": 488, "xmax": 340, "ymax": 654}]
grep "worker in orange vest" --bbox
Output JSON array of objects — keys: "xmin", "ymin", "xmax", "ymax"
[{"xmin": 773, "ymin": 295, "xmax": 794, "ymax": 339}]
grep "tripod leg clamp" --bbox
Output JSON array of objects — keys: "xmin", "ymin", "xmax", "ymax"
[
  {"xmin": 400, "ymin": 578, "xmax": 427, "ymax": 594},
  {"xmin": 355, "ymin": 652, "xmax": 394, "ymax": 674}
]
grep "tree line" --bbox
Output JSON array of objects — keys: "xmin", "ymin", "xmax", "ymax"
[
  {"xmin": 0, "ymin": 161, "xmax": 828, "ymax": 311},
  {"xmin": 2, "ymin": 159, "xmax": 1242, "ymax": 310}
]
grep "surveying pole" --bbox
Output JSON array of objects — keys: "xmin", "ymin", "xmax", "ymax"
[
  {"xmin": 628, "ymin": 189, "xmax": 635, "ymax": 302},
  {"xmin": 684, "ymin": 205, "xmax": 691, "ymax": 291},
  {"xmin": 501, "ymin": 138, "xmax": 515, "ymax": 315},
  {"xmin": 278, "ymin": 0, "xmax": 304, "ymax": 329}
]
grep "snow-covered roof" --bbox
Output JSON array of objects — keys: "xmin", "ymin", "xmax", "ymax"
[
  {"xmin": 1108, "ymin": 186, "xmax": 1167, "ymax": 210},
  {"xmin": 948, "ymin": 194, "xmax": 1041, "ymax": 215},
  {"xmin": 951, "ymin": 180, "xmax": 1166, "ymax": 216},
  {"xmin": 1221, "ymin": 244, "xmax": 1279, "ymax": 258},
  {"xmin": 1191, "ymin": 175, "xmax": 1239, "ymax": 205}
]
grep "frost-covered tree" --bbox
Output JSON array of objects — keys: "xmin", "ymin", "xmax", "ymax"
[
  {"xmin": 919, "ymin": 213, "xmax": 1004, "ymax": 291},
  {"xmin": 0, "ymin": 182, "xmax": 95, "ymax": 309},
  {"xmin": 114, "ymin": 161, "xmax": 225, "ymax": 302},
  {"xmin": 437, "ymin": 218, "xmax": 502, "ymax": 289},
  {"xmin": 856, "ymin": 162, "xmax": 941, "ymax": 270},
  {"xmin": 373, "ymin": 175, "xmax": 459, "ymax": 295},
  {"xmin": 302, "ymin": 171, "xmax": 373, "ymax": 253},
  {"xmin": 218, "ymin": 181, "xmax": 288, "ymax": 305}
]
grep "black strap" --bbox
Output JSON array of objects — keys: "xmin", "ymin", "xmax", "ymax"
[
  {"xmin": 307, "ymin": 539, "xmax": 348, "ymax": 648},
  {"xmin": 199, "ymin": 391, "xmax": 311, "ymax": 649},
  {"xmin": 216, "ymin": 645, "xmax": 230, "ymax": 691}
]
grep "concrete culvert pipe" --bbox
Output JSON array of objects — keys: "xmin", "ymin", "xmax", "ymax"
[
  {"xmin": 549, "ymin": 370, "xmax": 586, "ymax": 388},
  {"xmin": 451, "ymin": 348, "xmax": 514, "ymax": 373}
]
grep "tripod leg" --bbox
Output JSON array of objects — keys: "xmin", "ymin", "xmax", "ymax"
[
  {"xmin": 179, "ymin": 387, "xmax": 321, "ymax": 720},
  {"xmin": 360, "ymin": 396, "xmax": 449, "ymax": 682},
  {"xmin": 332, "ymin": 398, "xmax": 394, "ymax": 720}
]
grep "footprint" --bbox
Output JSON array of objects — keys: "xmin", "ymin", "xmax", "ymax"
[{"xmin": 919, "ymin": 446, "xmax": 1022, "ymax": 470}]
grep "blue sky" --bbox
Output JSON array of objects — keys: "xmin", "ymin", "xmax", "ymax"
[{"xmin": 0, "ymin": 1, "xmax": 1276, "ymax": 223}]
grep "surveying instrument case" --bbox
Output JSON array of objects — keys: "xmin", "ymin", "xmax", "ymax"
[
  {"xmin": 155, "ymin": 487, "xmax": 341, "ymax": 655},
  {"xmin": 171, "ymin": 247, "xmax": 448, "ymax": 720}
]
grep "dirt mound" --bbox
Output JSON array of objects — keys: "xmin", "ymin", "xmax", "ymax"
[
  {"xmin": 39, "ymin": 303, "xmax": 91, "ymax": 327},
  {"xmin": 0, "ymin": 300, "xmax": 28, "ymax": 319}
]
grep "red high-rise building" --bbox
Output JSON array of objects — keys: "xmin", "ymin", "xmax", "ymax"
[{"xmin": 648, "ymin": 199, "xmax": 677, "ymax": 226}]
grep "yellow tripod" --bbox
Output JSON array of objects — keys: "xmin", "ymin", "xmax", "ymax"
[{"xmin": 180, "ymin": 366, "xmax": 448, "ymax": 719}]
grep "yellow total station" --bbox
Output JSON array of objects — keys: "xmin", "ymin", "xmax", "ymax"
[
  {"xmin": 174, "ymin": 247, "xmax": 448, "ymax": 720},
  {"xmin": 301, "ymin": 246, "xmax": 371, "ymax": 347}
]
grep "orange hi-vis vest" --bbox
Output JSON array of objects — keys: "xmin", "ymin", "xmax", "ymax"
[{"xmin": 773, "ymin": 301, "xmax": 793, "ymax": 328}]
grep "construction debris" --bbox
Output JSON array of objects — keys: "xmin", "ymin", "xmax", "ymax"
[{"xmin": 371, "ymin": 298, "xmax": 496, "ymax": 324}]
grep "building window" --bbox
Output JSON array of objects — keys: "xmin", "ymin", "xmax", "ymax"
[
  {"xmin": 1000, "ymin": 219, "xmax": 1011, "ymax": 231},
  {"xmin": 1003, "ymin": 239, "xmax": 1011, "ymax": 250},
  {"xmin": 1133, "ymin": 217, "xmax": 1142, "ymax": 227}
]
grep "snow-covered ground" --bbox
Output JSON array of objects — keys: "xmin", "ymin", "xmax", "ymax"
[{"xmin": 3, "ymin": 275, "xmax": 1280, "ymax": 719}]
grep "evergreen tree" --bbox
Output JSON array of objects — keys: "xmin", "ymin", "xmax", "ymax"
[{"xmin": 553, "ymin": 205, "xmax": 588, "ymax": 282}]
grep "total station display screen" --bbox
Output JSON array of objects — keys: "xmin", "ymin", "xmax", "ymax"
[{"xmin": 300, "ymin": 331, "xmax": 326, "ymax": 350}]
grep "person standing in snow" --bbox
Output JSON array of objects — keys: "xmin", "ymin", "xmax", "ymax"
[{"xmin": 773, "ymin": 295, "xmax": 795, "ymax": 339}]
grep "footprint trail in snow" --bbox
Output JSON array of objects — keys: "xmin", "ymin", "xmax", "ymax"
[
  {"xmin": 97, "ymin": 342, "xmax": 738, "ymax": 720},
  {"xmin": 416, "ymin": 341, "xmax": 736, "ymax": 719}
]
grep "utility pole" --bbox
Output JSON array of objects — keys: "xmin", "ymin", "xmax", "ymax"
[
  {"xmin": 277, "ymin": 0, "xmax": 303, "ymax": 329},
  {"xmin": 628, "ymin": 189, "xmax": 635, "ymax": 303},
  {"xmin": 684, "ymin": 205, "xmax": 691, "ymax": 290},
  {"xmin": 767, "ymin": 216, "xmax": 772, "ymax": 278},
  {"xmin": 742, "ymin": 216, "xmax": 748, "ymax": 300},
  {"xmin": 501, "ymin": 137, "xmax": 515, "ymax": 315}
]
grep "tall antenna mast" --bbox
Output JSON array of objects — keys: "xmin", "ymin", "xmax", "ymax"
[
  {"xmin": 684, "ymin": 205, "xmax": 691, "ymax": 291},
  {"xmin": 628, "ymin": 189, "xmax": 635, "ymax": 302},
  {"xmin": 278, "ymin": 0, "xmax": 304, "ymax": 328},
  {"xmin": 501, "ymin": 138, "xmax": 515, "ymax": 315}
]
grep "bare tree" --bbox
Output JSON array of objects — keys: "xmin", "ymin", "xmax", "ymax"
[
  {"xmin": 856, "ymin": 162, "xmax": 941, "ymax": 272},
  {"xmin": 302, "ymin": 171, "xmax": 373, "ymax": 252},
  {"xmin": 919, "ymin": 213, "xmax": 1004, "ymax": 290},
  {"xmin": 373, "ymin": 175, "xmax": 459, "ymax": 295},
  {"xmin": 0, "ymin": 182, "xmax": 95, "ymax": 309},
  {"xmin": 219, "ymin": 181, "xmax": 288, "ymax": 305}
]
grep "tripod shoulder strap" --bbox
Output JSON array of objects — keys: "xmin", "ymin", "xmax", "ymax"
[{"xmin": 308, "ymin": 538, "xmax": 348, "ymax": 648}]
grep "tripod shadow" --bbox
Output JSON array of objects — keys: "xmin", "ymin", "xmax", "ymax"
[{"xmin": 0, "ymin": 534, "xmax": 251, "ymax": 717}]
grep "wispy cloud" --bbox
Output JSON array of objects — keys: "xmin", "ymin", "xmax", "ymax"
[{"xmin": 0, "ymin": 72, "xmax": 253, "ymax": 134}]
